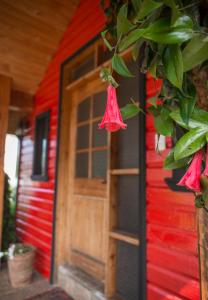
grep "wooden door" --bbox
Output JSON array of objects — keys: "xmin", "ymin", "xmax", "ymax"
[{"xmin": 67, "ymin": 77, "xmax": 108, "ymax": 280}]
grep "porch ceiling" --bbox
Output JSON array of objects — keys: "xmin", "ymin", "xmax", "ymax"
[{"xmin": 0, "ymin": 0, "xmax": 79, "ymax": 94}]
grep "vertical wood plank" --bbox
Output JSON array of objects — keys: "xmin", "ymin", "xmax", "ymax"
[
  {"xmin": 197, "ymin": 209, "xmax": 208, "ymax": 300},
  {"xmin": 105, "ymin": 133, "xmax": 118, "ymax": 297},
  {"xmin": 0, "ymin": 74, "xmax": 11, "ymax": 248}
]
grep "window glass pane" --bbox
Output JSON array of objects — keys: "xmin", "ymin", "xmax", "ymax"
[
  {"xmin": 92, "ymin": 150, "xmax": 107, "ymax": 178},
  {"xmin": 77, "ymin": 97, "xmax": 90, "ymax": 123},
  {"xmin": 70, "ymin": 55, "xmax": 94, "ymax": 82},
  {"xmin": 92, "ymin": 122, "xmax": 107, "ymax": 147},
  {"xmin": 75, "ymin": 153, "xmax": 88, "ymax": 178},
  {"xmin": 32, "ymin": 111, "xmax": 49, "ymax": 180},
  {"xmin": 93, "ymin": 91, "xmax": 106, "ymax": 118},
  {"xmin": 76, "ymin": 125, "xmax": 89, "ymax": 150}
]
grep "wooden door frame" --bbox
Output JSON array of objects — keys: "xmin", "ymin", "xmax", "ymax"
[
  {"xmin": 0, "ymin": 75, "xmax": 12, "ymax": 249},
  {"xmin": 52, "ymin": 35, "xmax": 147, "ymax": 300}
]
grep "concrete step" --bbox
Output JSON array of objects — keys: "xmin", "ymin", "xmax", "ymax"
[{"xmin": 58, "ymin": 264, "xmax": 108, "ymax": 300}]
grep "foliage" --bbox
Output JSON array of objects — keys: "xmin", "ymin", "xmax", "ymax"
[
  {"xmin": 100, "ymin": 0, "xmax": 208, "ymax": 208},
  {"xmin": 0, "ymin": 243, "xmax": 33, "ymax": 260},
  {"xmin": 2, "ymin": 174, "xmax": 17, "ymax": 252}
]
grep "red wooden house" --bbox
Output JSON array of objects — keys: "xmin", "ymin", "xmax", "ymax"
[{"xmin": 0, "ymin": 1, "xmax": 201, "ymax": 299}]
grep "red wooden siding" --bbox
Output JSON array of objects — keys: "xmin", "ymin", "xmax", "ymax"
[
  {"xmin": 16, "ymin": 0, "xmax": 200, "ymax": 298},
  {"xmin": 16, "ymin": 0, "xmax": 105, "ymax": 279},
  {"xmin": 146, "ymin": 74, "xmax": 200, "ymax": 299}
]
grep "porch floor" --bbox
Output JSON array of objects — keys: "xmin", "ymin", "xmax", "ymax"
[{"xmin": 0, "ymin": 263, "xmax": 53, "ymax": 300}]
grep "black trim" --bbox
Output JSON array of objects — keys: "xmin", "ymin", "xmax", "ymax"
[
  {"xmin": 50, "ymin": 34, "xmax": 100, "ymax": 283},
  {"xmin": 138, "ymin": 72, "xmax": 147, "ymax": 300},
  {"xmin": 31, "ymin": 110, "xmax": 50, "ymax": 182}
]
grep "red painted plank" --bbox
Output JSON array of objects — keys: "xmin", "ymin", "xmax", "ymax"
[
  {"xmin": 147, "ymin": 223, "xmax": 197, "ymax": 255},
  {"xmin": 16, "ymin": 0, "xmax": 105, "ymax": 280},
  {"xmin": 147, "ymin": 244, "xmax": 199, "ymax": 279},
  {"xmin": 147, "ymin": 263, "xmax": 200, "ymax": 299}
]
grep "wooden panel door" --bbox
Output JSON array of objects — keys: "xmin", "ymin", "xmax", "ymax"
[{"xmin": 67, "ymin": 77, "xmax": 108, "ymax": 280}]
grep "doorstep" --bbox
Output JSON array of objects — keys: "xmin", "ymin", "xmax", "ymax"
[{"xmin": 58, "ymin": 264, "xmax": 107, "ymax": 300}]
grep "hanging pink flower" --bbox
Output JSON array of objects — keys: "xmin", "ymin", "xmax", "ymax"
[
  {"xmin": 203, "ymin": 145, "xmax": 208, "ymax": 176},
  {"xmin": 99, "ymin": 85, "xmax": 127, "ymax": 132},
  {"xmin": 177, "ymin": 150, "xmax": 203, "ymax": 192}
]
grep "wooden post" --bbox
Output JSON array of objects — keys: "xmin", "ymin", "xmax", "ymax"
[
  {"xmin": 0, "ymin": 74, "xmax": 11, "ymax": 249},
  {"xmin": 197, "ymin": 209, "xmax": 208, "ymax": 300}
]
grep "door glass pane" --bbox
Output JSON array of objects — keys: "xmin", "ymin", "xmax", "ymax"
[
  {"xmin": 76, "ymin": 125, "xmax": 89, "ymax": 150},
  {"xmin": 92, "ymin": 150, "xmax": 107, "ymax": 178},
  {"xmin": 77, "ymin": 97, "xmax": 90, "ymax": 122},
  {"xmin": 93, "ymin": 91, "xmax": 106, "ymax": 118},
  {"xmin": 92, "ymin": 122, "xmax": 107, "ymax": 147},
  {"xmin": 75, "ymin": 153, "xmax": 88, "ymax": 178}
]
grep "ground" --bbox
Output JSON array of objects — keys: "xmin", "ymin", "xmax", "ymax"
[{"xmin": 0, "ymin": 263, "xmax": 52, "ymax": 300}]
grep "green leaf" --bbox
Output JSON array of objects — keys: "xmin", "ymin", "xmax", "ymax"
[
  {"xmin": 172, "ymin": 15, "xmax": 193, "ymax": 29},
  {"xmin": 112, "ymin": 54, "xmax": 133, "ymax": 77},
  {"xmin": 120, "ymin": 103, "xmax": 141, "ymax": 120},
  {"xmin": 206, "ymin": 132, "xmax": 208, "ymax": 143},
  {"xmin": 163, "ymin": 0, "xmax": 181, "ymax": 26},
  {"xmin": 179, "ymin": 96, "xmax": 196, "ymax": 125},
  {"xmin": 174, "ymin": 127, "xmax": 207, "ymax": 160},
  {"xmin": 149, "ymin": 53, "xmax": 160, "ymax": 78},
  {"xmin": 182, "ymin": 34, "xmax": 208, "ymax": 71},
  {"xmin": 148, "ymin": 95, "xmax": 158, "ymax": 107},
  {"xmin": 119, "ymin": 29, "xmax": 145, "ymax": 52},
  {"xmin": 108, "ymin": 75, "xmax": 119, "ymax": 88},
  {"xmin": 164, "ymin": 149, "xmax": 191, "ymax": 169},
  {"xmin": 163, "ymin": 45, "xmax": 183, "ymax": 89},
  {"xmin": 170, "ymin": 107, "xmax": 208, "ymax": 130},
  {"xmin": 101, "ymin": 30, "xmax": 113, "ymax": 51},
  {"xmin": 154, "ymin": 115, "xmax": 173, "ymax": 136},
  {"xmin": 100, "ymin": 68, "xmax": 110, "ymax": 81},
  {"xmin": 132, "ymin": 39, "xmax": 144, "ymax": 61},
  {"xmin": 143, "ymin": 18, "xmax": 193, "ymax": 44},
  {"xmin": 132, "ymin": 0, "xmax": 142, "ymax": 13},
  {"xmin": 117, "ymin": 5, "xmax": 135, "ymax": 38},
  {"xmin": 100, "ymin": 68, "xmax": 119, "ymax": 87},
  {"xmin": 137, "ymin": 0, "xmax": 163, "ymax": 20},
  {"xmin": 161, "ymin": 106, "xmax": 171, "ymax": 120},
  {"xmin": 195, "ymin": 195, "xmax": 204, "ymax": 208}
]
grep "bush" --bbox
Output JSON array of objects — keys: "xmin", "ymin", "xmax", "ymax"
[{"xmin": 2, "ymin": 174, "xmax": 17, "ymax": 251}]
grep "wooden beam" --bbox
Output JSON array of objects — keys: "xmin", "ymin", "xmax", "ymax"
[
  {"xmin": 0, "ymin": 74, "xmax": 11, "ymax": 249},
  {"xmin": 10, "ymin": 90, "xmax": 33, "ymax": 112}
]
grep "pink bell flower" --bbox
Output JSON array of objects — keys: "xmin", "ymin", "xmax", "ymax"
[
  {"xmin": 203, "ymin": 145, "xmax": 208, "ymax": 176},
  {"xmin": 99, "ymin": 85, "xmax": 127, "ymax": 132},
  {"xmin": 177, "ymin": 150, "xmax": 203, "ymax": 192}
]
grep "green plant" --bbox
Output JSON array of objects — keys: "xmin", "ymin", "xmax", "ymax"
[
  {"xmin": 100, "ymin": 0, "xmax": 208, "ymax": 208},
  {"xmin": 2, "ymin": 174, "xmax": 17, "ymax": 252},
  {"xmin": 0, "ymin": 243, "xmax": 33, "ymax": 260}
]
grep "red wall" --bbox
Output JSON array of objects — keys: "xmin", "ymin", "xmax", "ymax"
[
  {"xmin": 16, "ymin": 0, "xmax": 105, "ymax": 279},
  {"xmin": 16, "ymin": 0, "xmax": 200, "ymax": 298},
  {"xmin": 146, "ymin": 74, "xmax": 200, "ymax": 299}
]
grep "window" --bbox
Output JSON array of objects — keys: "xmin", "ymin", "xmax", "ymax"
[
  {"xmin": 75, "ymin": 93, "xmax": 108, "ymax": 179},
  {"xmin": 31, "ymin": 111, "xmax": 50, "ymax": 181}
]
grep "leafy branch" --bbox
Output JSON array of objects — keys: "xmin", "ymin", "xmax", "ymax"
[{"xmin": 100, "ymin": 0, "xmax": 208, "ymax": 208}]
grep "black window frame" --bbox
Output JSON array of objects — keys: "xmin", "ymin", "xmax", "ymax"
[{"xmin": 31, "ymin": 110, "xmax": 50, "ymax": 182}]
